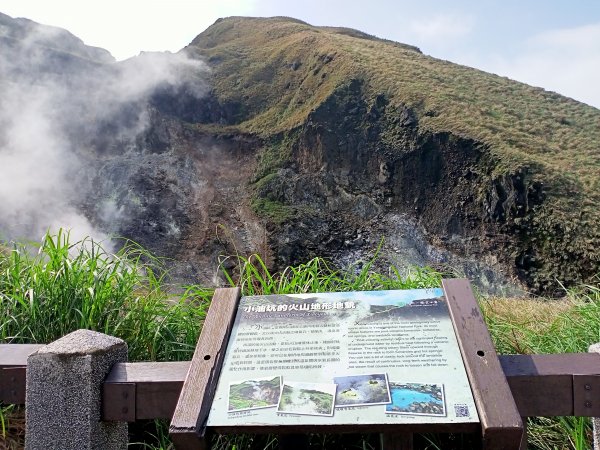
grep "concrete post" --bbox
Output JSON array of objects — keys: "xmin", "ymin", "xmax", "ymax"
[
  {"xmin": 590, "ymin": 343, "xmax": 600, "ymax": 450},
  {"xmin": 25, "ymin": 329, "xmax": 128, "ymax": 450}
]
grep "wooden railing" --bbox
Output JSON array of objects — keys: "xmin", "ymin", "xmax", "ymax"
[{"xmin": 2, "ymin": 344, "xmax": 600, "ymax": 421}]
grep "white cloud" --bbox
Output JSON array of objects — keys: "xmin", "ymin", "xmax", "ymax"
[
  {"xmin": 407, "ymin": 13, "xmax": 474, "ymax": 44},
  {"xmin": 484, "ymin": 22, "xmax": 600, "ymax": 108},
  {"xmin": 1, "ymin": 0, "xmax": 257, "ymax": 60},
  {"xmin": 531, "ymin": 23, "xmax": 600, "ymax": 50}
]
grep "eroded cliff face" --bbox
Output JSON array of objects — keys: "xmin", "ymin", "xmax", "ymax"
[
  {"xmin": 80, "ymin": 100, "xmax": 266, "ymax": 285},
  {"xmin": 250, "ymin": 80, "xmax": 550, "ymax": 294},
  {"xmin": 78, "ymin": 77, "xmax": 529, "ymax": 293},
  {"xmin": 68, "ymin": 71, "xmax": 555, "ymax": 294}
]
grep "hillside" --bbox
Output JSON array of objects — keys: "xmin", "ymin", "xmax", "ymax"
[
  {"xmin": 2, "ymin": 14, "xmax": 600, "ymax": 450},
  {"xmin": 0, "ymin": 13, "xmax": 599, "ymax": 294},
  {"xmin": 179, "ymin": 16, "xmax": 600, "ymax": 294}
]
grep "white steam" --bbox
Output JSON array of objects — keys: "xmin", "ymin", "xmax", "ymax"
[
  {"xmin": 0, "ymin": 83, "xmax": 82, "ymax": 240},
  {"xmin": 0, "ymin": 16, "xmax": 208, "ymax": 244}
]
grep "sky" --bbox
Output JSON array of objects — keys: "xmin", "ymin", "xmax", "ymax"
[{"xmin": 2, "ymin": 0, "xmax": 600, "ymax": 109}]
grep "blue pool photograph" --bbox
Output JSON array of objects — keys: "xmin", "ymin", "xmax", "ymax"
[{"xmin": 386, "ymin": 382, "xmax": 445, "ymax": 416}]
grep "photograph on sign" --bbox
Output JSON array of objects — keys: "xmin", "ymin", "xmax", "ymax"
[
  {"xmin": 227, "ymin": 376, "xmax": 282, "ymax": 412},
  {"xmin": 334, "ymin": 373, "xmax": 391, "ymax": 407},
  {"xmin": 207, "ymin": 288, "xmax": 478, "ymax": 427},
  {"xmin": 277, "ymin": 381, "xmax": 336, "ymax": 417},
  {"xmin": 386, "ymin": 382, "xmax": 446, "ymax": 416}
]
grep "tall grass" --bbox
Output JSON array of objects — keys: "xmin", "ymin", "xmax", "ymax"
[
  {"xmin": 482, "ymin": 282, "xmax": 600, "ymax": 355},
  {"xmin": 0, "ymin": 231, "xmax": 213, "ymax": 449},
  {"xmin": 0, "ymin": 229, "xmax": 211, "ymax": 361},
  {"xmin": 222, "ymin": 252, "xmax": 442, "ymax": 296}
]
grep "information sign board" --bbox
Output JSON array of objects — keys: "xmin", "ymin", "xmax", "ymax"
[{"xmin": 207, "ymin": 288, "xmax": 478, "ymax": 427}]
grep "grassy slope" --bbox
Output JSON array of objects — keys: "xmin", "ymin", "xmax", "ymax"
[
  {"xmin": 190, "ymin": 17, "xmax": 600, "ymax": 187},
  {"xmin": 186, "ymin": 16, "xmax": 600, "ymax": 289}
]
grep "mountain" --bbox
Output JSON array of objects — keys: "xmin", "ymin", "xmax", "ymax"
[
  {"xmin": 1, "ymin": 14, "xmax": 599, "ymax": 295},
  {"xmin": 0, "ymin": 11, "xmax": 113, "ymax": 70},
  {"xmin": 180, "ymin": 17, "xmax": 600, "ymax": 294}
]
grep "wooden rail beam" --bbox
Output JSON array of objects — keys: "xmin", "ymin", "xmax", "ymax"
[
  {"xmin": 3, "ymin": 347, "xmax": 600, "ymax": 424},
  {"xmin": 501, "ymin": 353, "xmax": 600, "ymax": 416},
  {"xmin": 0, "ymin": 344, "xmax": 43, "ymax": 404},
  {"xmin": 103, "ymin": 361, "xmax": 190, "ymax": 421}
]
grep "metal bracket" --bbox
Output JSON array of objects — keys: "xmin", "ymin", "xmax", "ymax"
[
  {"xmin": 573, "ymin": 374, "xmax": 600, "ymax": 416},
  {"xmin": 102, "ymin": 382, "xmax": 136, "ymax": 422}
]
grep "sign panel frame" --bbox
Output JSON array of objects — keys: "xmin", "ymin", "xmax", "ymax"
[{"xmin": 169, "ymin": 279, "xmax": 523, "ymax": 450}]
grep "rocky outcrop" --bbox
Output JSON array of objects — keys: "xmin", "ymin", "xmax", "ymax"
[
  {"xmin": 83, "ymin": 106, "xmax": 265, "ymax": 285},
  {"xmin": 251, "ymin": 80, "xmax": 527, "ymax": 293}
]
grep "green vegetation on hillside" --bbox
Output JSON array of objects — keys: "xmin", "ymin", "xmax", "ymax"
[
  {"xmin": 186, "ymin": 16, "xmax": 600, "ymax": 293},
  {"xmin": 190, "ymin": 17, "xmax": 600, "ymax": 187}
]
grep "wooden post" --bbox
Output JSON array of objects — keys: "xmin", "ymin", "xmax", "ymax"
[
  {"xmin": 278, "ymin": 434, "xmax": 309, "ymax": 450},
  {"xmin": 170, "ymin": 287, "xmax": 241, "ymax": 449},
  {"xmin": 380, "ymin": 433, "xmax": 413, "ymax": 449},
  {"xmin": 442, "ymin": 279, "xmax": 523, "ymax": 450}
]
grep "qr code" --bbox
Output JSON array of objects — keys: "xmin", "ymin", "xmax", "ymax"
[{"xmin": 454, "ymin": 404, "xmax": 470, "ymax": 417}]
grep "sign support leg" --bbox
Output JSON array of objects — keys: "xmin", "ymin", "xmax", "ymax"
[
  {"xmin": 278, "ymin": 434, "xmax": 309, "ymax": 450},
  {"xmin": 519, "ymin": 419, "xmax": 528, "ymax": 450},
  {"xmin": 442, "ymin": 279, "xmax": 523, "ymax": 449},
  {"xmin": 380, "ymin": 432, "xmax": 413, "ymax": 449}
]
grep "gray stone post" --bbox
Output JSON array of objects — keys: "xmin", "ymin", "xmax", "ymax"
[
  {"xmin": 590, "ymin": 343, "xmax": 600, "ymax": 450},
  {"xmin": 25, "ymin": 329, "xmax": 128, "ymax": 450}
]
